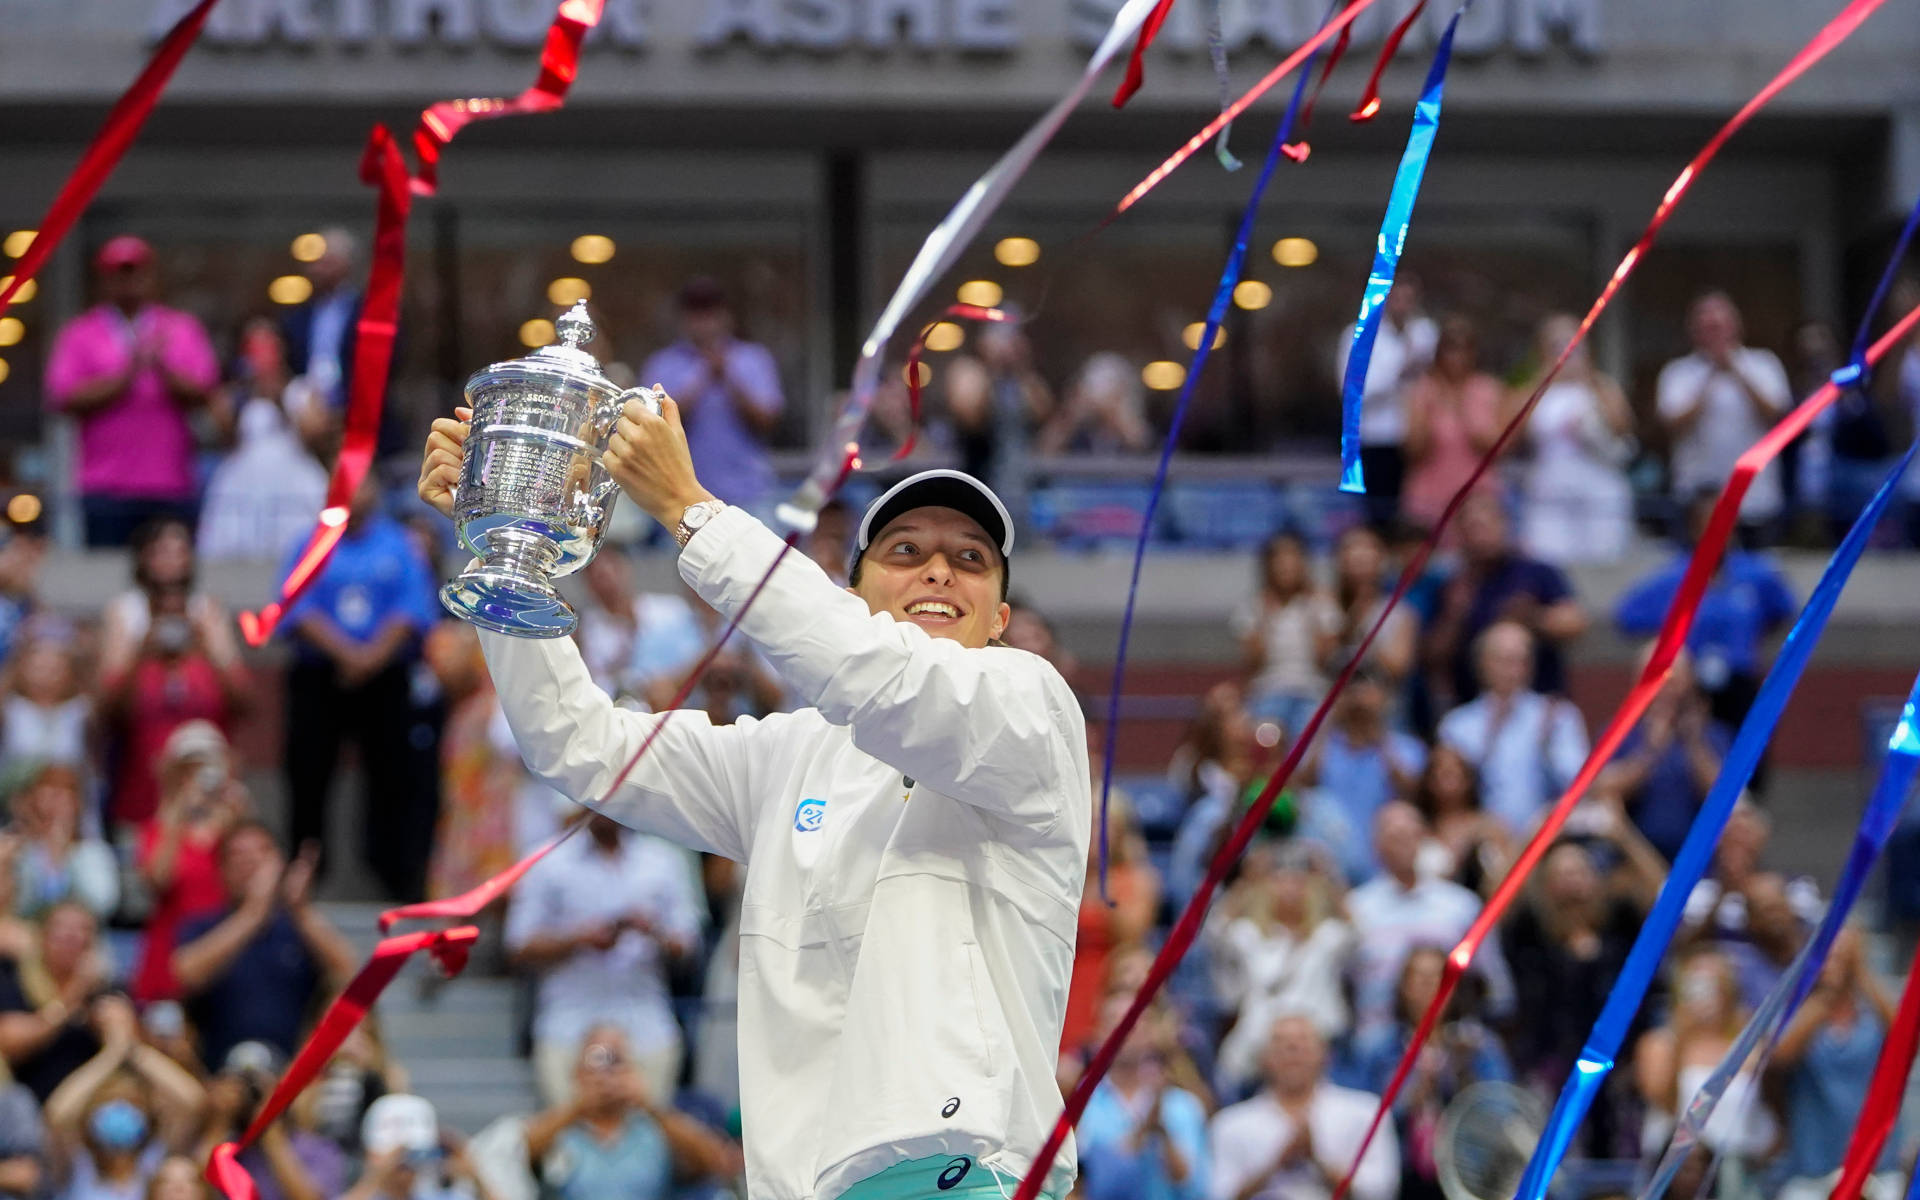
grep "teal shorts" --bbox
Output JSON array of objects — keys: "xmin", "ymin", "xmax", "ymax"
[{"xmin": 835, "ymin": 1154, "xmax": 1063, "ymax": 1200}]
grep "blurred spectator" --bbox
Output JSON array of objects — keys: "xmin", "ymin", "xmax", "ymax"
[
  {"xmin": 1345, "ymin": 945, "xmax": 1512, "ymax": 1200},
  {"xmin": 422, "ymin": 624, "xmax": 521, "ymax": 901},
  {"xmin": 138, "ymin": 1001, "xmax": 200, "ymax": 1081},
  {"xmin": 1510, "ymin": 313, "xmax": 1637, "ymax": 565},
  {"xmin": 1078, "ymin": 993, "xmax": 1210, "ymax": 1200},
  {"xmin": 1335, "ymin": 275, "xmax": 1437, "ymax": 526},
  {"xmin": 0, "ymin": 524, "xmax": 48, "ymax": 671},
  {"xmin": 504, "ymin": 815, "xmax": 704, "ymax": 1107},
  {"xmin": 171, "ymin": 822, "xmax": 357, "ymax": 1065},
  {"xmin": 1327, "ymin": 525, "xmax": 1415, "ymax": 694},
  {"xmin": 44, "ymin": 237, "xmax": 217, "ymax": 548},
  {"xmin": 300, "ymin": 1024, "xmax": 397, "ymax": 1157},
  {"xmin": 1773, "ymin": 928, "xmax": 1899, "ymax": 1200},
  {"xmin": 521, "ymin": 1028, "xmax": 737, "ymax": 1200},
  {"xmin": 1422, "ymin": 495, "xmax": 1587, "ymax": 713},
  {"xmin": 42, "ymin": 994, "xmax": 205, "ymax": 1200},
  {"xmin": 11, "ymin": 764, "xmax": 118, "ymax": 920},
  {"xmin": 0, "ymin": 1082, "xmax": 45, "ymax": 1200},
  {"xmin": 638, "ymin": 278, "xmax": 785, "ymax": 510},
  {"xmin": 859, "ymin": 376, "xmax": 953, "ymax": 464},
  {"xmin": 98, "ymin": 518, "xmax": 249, "ymax": 831},
  {"xmin": 1298, "ymin": 666, "xmax": 1424, "ymax": 878},
  {"xmin": 1063, "ymin": 794, "xmax": 1160, "ymax": 1057},
  {"xmin": 1400, "ymin": 316, "xmax": 1501, "ymax": 538},
  {"xmin": 948, "ymin": 320, "xmax": 1053, "ymax": 528},
  {"xmin": 1039, "ymin": 352, "xmax": 1153, "ymax": 455},
  {"xmin": 0, "ymin": 901, "xmax": 110, "ymax": 1101},
  {"xmin": 1615, "ymin": 490, "xmax": 1795, "ymax": 739},
  {"xmin": 1681, "ymin": 802, "xmax": 1822, "ymax": 955},
  {"xmin": 344, "ymin": 1094, "xmax": 498, "ymax": 1200},
  {"xmin": 282, "ymin": 228, "xmax": 361, "ymax": 413},
  {"xmin": 1724, "ymin": 872, "xmax": 1806, "ymax": 1011},
  {"xmin": 804, "ymin": 499, "xmax": 853, "ymax": 587},
  {"xmin": 198, "ymin": 319, "xmax": 330, "ymax": 562},
  {"xmin": 133, "ymin": 722, "xmax": 242, "ymax": 1004},
  {"xmin": 1206, "ymin": 1014, "xmax": 1399, "ymax": 1200},
  {"xmin": 195, "ymin": 1040, "xmax": 344, "ymax": 1200},
  {"xmin": 1407, "ymin": 745, "xmax": 1510, "ymax": 899},
  {"xmin": 1598, "ymin": 652, "xmax": 1729, "ymax": 862},
  {"xmin": 1001, "ymin": 601, "xmax": 1080, "ymax": 691},
  {"xmin": 281, "ymin": 473, "xmax": 442, "ymax": 899},
  {"xmin": 1503, "ymin": 834, "xmax": 1656, "ymax": 1156},
  {"xmin": 1169, "ymin": 685, "xmax": 1266, "ymax": 905},
  {"xmin": 1633, "ymin": 947, "xmax": 1778, "ymax": 1171},
  {"xmin": 0, "ymin": 635, "xmax": 92, "ymax": 786},
  {"xmin": 1436, "ymin": 622, "xmax": 1589, "ymax": 836},
  {"xmin": 1207, "ymin": 843, "xmax": 1353, "ymax": 1098},
  {"xmin": 1346, "ymin": 802, "xmax": 1509, "ymax": 1036},
  {"xmin": 575, "ymin": 547, "xmax": 703, "ymax": 706},
  {"xmin": 145, "ymin": 1156, "xmax": 213, "ymax": 1200},
  {"xmin": 1657, "ymin": 292, "xmax": 1792, "ymax": 542},
  {"xmin": 1232, "ymin": 532, "xmax": 1341, "ymax": 736}
]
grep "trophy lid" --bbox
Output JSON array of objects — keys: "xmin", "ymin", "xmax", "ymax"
[{"xmin": 470, "ymin": 300, "xmax": 619, "ymax": 395}]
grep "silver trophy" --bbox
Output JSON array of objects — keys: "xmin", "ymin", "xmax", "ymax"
[{"xmin": 439, "ymin": 301, "xmax": 661, "ymax": 637}]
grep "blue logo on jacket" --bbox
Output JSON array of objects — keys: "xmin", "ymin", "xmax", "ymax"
[{"xmin": 794, "ymin": 798, "xmax": 826, "ymax": 832}]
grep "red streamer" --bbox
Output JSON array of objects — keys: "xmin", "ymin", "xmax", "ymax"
[
  {"xmin": 1349, "ymin": 0, "xmax": 1430, "ymax": 122},
  {"xmin": 1281, "ymin": 1, "xmax": 1363, "ymax": 162},
  {"xmin": 901, "ymin": 303, "xmax": 1009, "ymax": 461},
  {"xmin": 238, "ymin": 127, "xmax": 412, "ymax": 646},
  {"xmin": 0, "ymin": 0, "xmax": 219, "ymax": 319},
  {"xmin": 205, "ymin": 926, "xmax": 479, "ymax": 1200},
  {"xmin": 1009, "ymin": 4, "xmax": 1891, "ymax": 1199},
  {"xmin": 1114, "ymin": 0, "xmax": 1390, "ymax": 215},
  {"xmin": 1110, "ymin": 0, "xmax": 1181, "ymax": 108},
  {"xmin": 1828, "ymin": 937, "xmax": 1920, "ymax": 1200},
  {"xmin": 238, "ymin": 0, "xmax": 610, "ymax": 646},
  {"xmin": 410, "ymin": 0, "xmax": 604, "ymax": 197}
]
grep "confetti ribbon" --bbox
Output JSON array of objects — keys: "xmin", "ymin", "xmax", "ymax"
[
  {"xmin": 1514, "ymin": 434, "xmax": 1918, "ymax": 1200},
  {"xmin": 1111, "ymin": 0, "xmax": 1180, "ymax": 108},
  {"xmin": 239, "ymin": 0, "xmax": 609, "ymax": 645},
  {"xmin": 1631, "ymin": 654, "xmax": 1920, "ymax": 1200},
  {"xmin": 1831, "ymin": 923, "xmax": 1920, "ymax": 1200},
  {"xmin": 1280, "ymin": 1, "xmax": 1361, "ymax": 162},
  {"xmin": 0, "ymin": 0, "xmax": 219, "ymax": 318},
  {"xmin": 1321, "ymin": 3, "xmax": 1892, "ymax": 1185},
  {"xmin": 779, "ymin": 0, "xmax": 1163, "ymax": 536},
  {"xmin": 1202, "ymin": 0, "xmax": 1243, "ymax": 170},
  {"xmin": 1624, "ymin": 184, "xmax": 1920, "ymax": 1200},
  {"xmin": 1335, "ymin": 8, "xmax": 1454, "ymax": 495},
  {"xmin": 1092, "ymin": 0, "xmax": 1346, "ymax": 901},
  {"xmin": 1351, "ymin": 0, "xmax": 1432, "ymax": 122}
]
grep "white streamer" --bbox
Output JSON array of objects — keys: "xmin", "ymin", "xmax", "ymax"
[{"xmin": 776, "ymin": 0, "xmax": 1163, "ymax": 533}]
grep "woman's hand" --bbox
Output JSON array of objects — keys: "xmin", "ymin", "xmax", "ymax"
[
  {"xmin": 417, "ymin": 406, "xmax": 472, "ymax": 520},
  {"xmin": 604, "ymin": 391, "xmax": 716, "ymax": 530}
]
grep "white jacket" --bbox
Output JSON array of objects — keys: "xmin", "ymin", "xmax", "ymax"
[{"xmin": 481, "ymin": 505, "xmax": 1090, "ymax": 1200}]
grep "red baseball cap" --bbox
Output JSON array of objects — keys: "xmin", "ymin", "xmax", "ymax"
[{"xmin": 95, "ymin": 235, "xmax": 154, "ymax": 270}]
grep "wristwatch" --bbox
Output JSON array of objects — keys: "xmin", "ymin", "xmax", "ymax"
[{"xmin": 674, "ymin": 500, "xmax": 726, "ymax": 548}]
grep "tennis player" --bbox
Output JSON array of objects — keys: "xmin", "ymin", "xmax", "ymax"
[{"xmin": 420, "ymin": 395, "xmax": 1089, "ymax": 1200}]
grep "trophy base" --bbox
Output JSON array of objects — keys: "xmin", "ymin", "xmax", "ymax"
[{"xmin": 440, "ymin": 560, "xmax": 577, "ymax": 638}]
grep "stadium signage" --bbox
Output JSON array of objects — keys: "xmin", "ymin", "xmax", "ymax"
[{"xmin": 147, "ymin": 0, "xmax": 1599, "ymax": 58}]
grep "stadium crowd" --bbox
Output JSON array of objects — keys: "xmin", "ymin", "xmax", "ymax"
[{"xmin": 0, "ymin": 233, "xmax": 1914, "ymax": 1200}]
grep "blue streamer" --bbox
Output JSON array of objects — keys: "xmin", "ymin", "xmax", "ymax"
[
  {"xmin": 1095, "ymin": 2, "xmax": 1345, "ymax": 897},
  {"xmin": 1335, "ymin": 16, "xmax": 1457, "ymax": 495},
  {"xmin": 1637, "ymin": 555, "xmax": 1920, "ymax": 1200},
  {"xmin": 1517, "ymin": 437, "xmax": 1919, "ymax": 1200}
]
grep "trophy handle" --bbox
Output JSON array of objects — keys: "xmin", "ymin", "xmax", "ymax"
[{"xmin": 594, "ymin": 384, "xmax": 664, "ymax": 433}]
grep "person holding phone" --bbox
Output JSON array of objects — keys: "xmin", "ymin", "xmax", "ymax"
[
  {"xmin": 133, "ymin": 721, "xmax": 244, "ymax": 1004},
  {"xmin": 344, "ymin": 1094, "xmax": 497, "ymax": 1200}
]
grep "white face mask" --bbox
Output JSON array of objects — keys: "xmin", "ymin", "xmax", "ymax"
[{"xmin": 1680, "ymin": 971, "xmax": 1720, "ymax": 1017}]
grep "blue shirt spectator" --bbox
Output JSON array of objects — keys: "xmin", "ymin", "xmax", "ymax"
[
  {"xmin": 281, "ymin": 512, "xmax": 438, "ymax": 666},
  {"xmin": 1078, "ymin": 995, "xmax": 1209, "ymax": 1200},
  {"xmin": 1304, "ymin": 671, "xmax": 1426, "ymax": 881},
  {"xmin": 638, "ymin": 279, "xmax": 785, "ymax": 510},
  {"xmin": 1428, "ymin": 497, "xmax": 1588, "ymax": 708},
  {"xmin": 1599, "ymin": 659, "xmax": 1730, "ymax": 862},
  {"xmin": 1615, "ymin": 554, "xmax": 1793, "ymax": 681}
]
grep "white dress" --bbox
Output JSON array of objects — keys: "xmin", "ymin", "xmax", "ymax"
[{"xmin": 1520, "ymin": 379, "xmax": 1636, "ymax": 564}]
